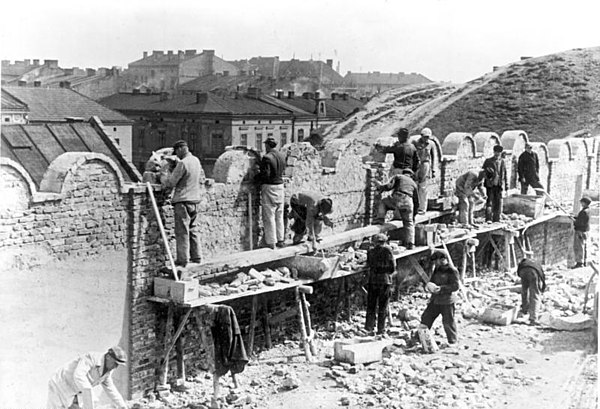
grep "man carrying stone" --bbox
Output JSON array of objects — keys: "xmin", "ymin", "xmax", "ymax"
[
  {"xmin": 47, "ymin": 346, "xmax": 128, "ymax": 409},
  {"xmin": 517, "ymin": 143, "xmax": 544, "ymax": 195},
  {"xmin": 286, "ymin": 191, "xmax": 334, "ymax": 246},
  {"xmin": 516, "ymin": 252, "xmax": 546, "ymax": 325},
  {"xmin": 365, "ymin": 233, "xmax": 395, "ymax": 335},
  {"xmin": 373, "ymin": 168, "xmax": 419, "ymax": 249},
  {"xmin": 413, "ymin": 127, "xmax": 436, "ymax": 214},
  {"xmin": 254, "ymin": 137, "xmax": 286, "ymax": 249},
  {"xmin": 420, "ymin": 250, "xmax": 460, "ymax": 345},
  {"xmin": 161, "ymin": 139, "xmax": 202, "ymax": 266},
  {"xmin": 454, "ymin": 170, "xmax": 486, "ymax": 226},
  {"xmin": 376, "ymin": 127, "xmax": 419, "ymax": 177},
  {"xmin": 482, "ymin": 145, "xmax": 508, "ymax": 222}
]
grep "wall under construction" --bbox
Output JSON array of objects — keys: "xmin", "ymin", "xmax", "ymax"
[{"xmin": 0, "ymin": 131, "xmax": 597, "ymax": 399}]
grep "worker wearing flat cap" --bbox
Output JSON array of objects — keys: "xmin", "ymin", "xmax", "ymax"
[
  {"xmin": 47, "ymin": 346, "xmax": 128, "ymax": 409},
  {"xmin": 161, "ymin": 139, "xmax": 203, "ymax": 266},
  {"xmin": 373, "ymin": 168, "xmax": 419, "ymax": 249},
  {"xmin": 376, "ymin": 127, "xmax": 419, "ymax": 177},
  {"xmin": 412, "ymin": 128, "xmax": 436, "ymax": 214},
  {"xmin": 420, "ymin": 250, "xmax": 460, "ymax": 344},
  {"xmin": 517, "ymin": 251, "xmax": 546, "ymax": 325},
  {"xmin": 286, "ymin": 191, "xmax": 334, "ymax": 246},
  {"xmin": 482, "ymin": 144, "xmax": 508, "ymax": 222},
  {"xmin": 572, "ymin": 196, "xmax": 592, "ymax": 268},
  {"xmin": 254, "ymin": 137, "xmax": 286, "ymax": 249},
  {"xmin": 517, "ymin": 143, "xmax": 544, "ymax": 195},
  {"xmin": 365, "ymin": 233, "xmax": 395, "ymax": 335}
]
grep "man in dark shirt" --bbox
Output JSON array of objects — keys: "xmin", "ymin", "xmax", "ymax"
[
  {"xmin": 373, "ymin": 169, "xmax": 419, "ymax": 249},
  {"xmin": 378, "ymin": 127, "xmax": 419, "ymax": 177},
  {"xmin": 413, "ymin": 128, "xmax": 436, "ymax": 214},
  {"xmin": 482, "ymin": 145, "xmax": 508, "ymax": 222},
  {"xmin": 517, "ymin": 254, "xmax": 546, "ymax": 325},
  {"xmin": 517, "ymin": 143, "xmax": 544, "ymax": 195},
  {"xmin": 572, "ymin": 196, "xmax": 592, "ymax": 268},
  {"xmin": 365, "ymin": 233, "xmax": 395, "ymax": 335},
  {"xmin": 255, "ymin": 138, "xmax": 286, "ymax": 249},
  {"xmin": 420, "ymin": 250, "xmax": 460, "ymax": 344},
  {"xmin": 287, "ymin": 191, "xmax": 334, "ymax": 246}
]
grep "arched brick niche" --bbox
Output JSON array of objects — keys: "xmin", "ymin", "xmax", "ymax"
[
  {"xmin": 0, "ymin": 158, "xmax": 35, "ymax": 214},
  {"xmin": 473, "ymin": 132, "xmax": 500, "ymax": 157},
  {"xmin": 441, "ymin": 132, "xmax": 475, "ymax": 158},
  {"xmin": 212, "ymin": 147, "xmax": 255, "ymax": 184},
  {"xmin": 500, "ymin": 130, "xmax": 528, "ymax": 153}
]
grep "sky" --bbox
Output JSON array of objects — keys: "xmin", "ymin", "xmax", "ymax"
[{"xmin": 1, "ymin": 0, "xmax": 599, "ymax": 83}]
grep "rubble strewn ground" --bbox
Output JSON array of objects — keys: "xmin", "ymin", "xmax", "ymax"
[{"xmin": 128, "ymin": 233, "xmax": 598, "ymax": 409}]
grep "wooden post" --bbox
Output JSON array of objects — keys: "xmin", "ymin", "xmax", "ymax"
[
  {"xmin": 159, "ymin": 305, "xmax": 174, "ymax": 385},
  {"xmin": 248, "ymin": 192, "xmax": 253, "ymax": 251},
  {"xmin": 262, "ymin": 297, "xmax": 272, "ymax": 349},
  {"xmin": 175, "ymin": 312, "xmax": 185, "ymax": 381},
  {"xmin": 248, "ymin": 295, "xmax": 258, "ymax": 355},
  {"xmin": 573, "ymin": 174, "xmax": 583, "ymax": 214},
  {"xmin": 460, "ymin": 243, "xmax": 468, "ymax": 282},
  {"xmin": 146, "ymin": 182, "xmax": 178, "ymax": 281},
  {"xmin": 295, "ymin": 287, "xmax": 313, "ymax": 361}
]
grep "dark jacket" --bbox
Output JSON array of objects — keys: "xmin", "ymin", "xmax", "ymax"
[
  {"xmin": 367, "ymin": 244, "xmax": 395, "ymax": 285},
  {"xmin": 255, "ymin": 150, "xmax": 285, "ymax": 185},
  {"xmin": 383, "ymin": 141, "xmax": 419, "ymax": 173},
  {"xmin": 517, "ymin": 151, "xmax": 540, "ymax": 183},
  {"xmin": 429, "ymin": 264, "xmax": 460, "ymax": 305},
  {"xmin": 517, "ymin": 258, "xmax": 546, "ymax": 292},
  {"xmin": 378, "ymin": 174, "xmax": 420, "ymax": 212},
  {"xmin": 211, "ymin": 305, "xmax": 248, "ymax": 377},
  {"xmin": 482, "ymin": 156, "xmax": 508, "ymax": 190},
  {"xmin": 574, "ymin": 207, "xmax": 590, "ymax": 232}
]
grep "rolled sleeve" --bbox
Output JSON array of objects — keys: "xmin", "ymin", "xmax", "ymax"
[{"xmin": 101, "ymin": 375, "xmax": 127, "ymax": 408}]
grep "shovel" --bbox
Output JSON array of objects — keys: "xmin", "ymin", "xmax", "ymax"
[{"xmin": 534, "ymin": 188, "xmax": 571, "ymax": 216}]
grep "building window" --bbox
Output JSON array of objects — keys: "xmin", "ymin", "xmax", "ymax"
[
  {"xmin": 211, "ymin": 132, "xmax": 224, "ymax": 154},
  {"xmin": 298, "ymin": 129, "xmax": 305, "ymax": 141},
  {"xmin": 267, "ymin": 133, "xmax": 273, "ymax": 138},
  {"xmin": 115, "ymin": 138, "xmax": 120, "ymax": 145},
  {"xmin": 4, "ymin": 117, "xmax": 10, "ymax": 123},
  {"xmin": 256, "ymin": 133, "xmax": 262, "ymax": 150},
  {"xmin": 138, "ymin": 129, "xmax": 144, "ymax": 148},
  {"xmin": 113, "ymin": 127, "xmax": 117, "ymax": 132},
  {"xmin": 158, "ymin": 131, "xmax": 166, "ymax": 147},
  {"xmin": 240, "ymin": 133, "xmax": 248, "ymax": 146},
  {"xmin": 281, "ymin": 132, "xmax": 287, "ymax": 146}
]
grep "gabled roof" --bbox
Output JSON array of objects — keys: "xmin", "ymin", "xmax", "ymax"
[
  {"xmin": 2, "ymin": 87, "xmax": 131, "ymax": 123},
  {"xmin": 279, "ymin": 60, "xmax": 344, "ymax": 83},
  {"xmin": 99, "ymin": 92, "xmax": 293, "ymax": 116},
  {"xmin": 1, "ymin": 89, "xmax": 28, "ymax": 111},
  {"xmin": 344, "ymin": 72, "xmax": 431, "ymax": 86},
  {"xmin": 1, "ymin": 121, "xmax": 140, "ymax": 188}
]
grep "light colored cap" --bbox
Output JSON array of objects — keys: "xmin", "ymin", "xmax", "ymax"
[{"xmin": 421, "ymin": 128, "xmax": 432, "ymax": 137}]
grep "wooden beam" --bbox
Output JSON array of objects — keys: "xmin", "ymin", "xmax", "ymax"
[{"xmin": 406, "ymin": 256, "xmax": 429, "ymax": 283}]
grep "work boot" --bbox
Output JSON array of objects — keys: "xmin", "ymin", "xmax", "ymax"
[
  {"xmin": 276, "ymin": 241, "xmax": 286, "ymax": 248},
  {"xmin": 406, "ymin": 243, "xmax": 414, "ymax": 250},
  {"xmin": 263, "ymin": 243, "xmax": 276, "ymax": 250},
  {"xmin": 571, "ymin": 263, "xmax": 584, "ymax": 269}
]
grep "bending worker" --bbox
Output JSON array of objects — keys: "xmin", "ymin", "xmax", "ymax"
[
  {"xmin": 373, "ymin": 169, "xmax": 419, "ymax": 250},
  {"xmin": 287, "ymin": 191, "xmax": 334, "ymax": 246},
  {"xmin": 455, "ymin": 170, "xmax": 486, "ymax": 226},
  {"xmin": 47, "ymin": 346, "xmax": 128, "ymax": 409},
  {"xmin": 376, "ymin": 127, "xmax": 419, "ymax": 177},
  {"xmin": 517, "ymin": 251, "xmax": 546, "ymax": 325}
]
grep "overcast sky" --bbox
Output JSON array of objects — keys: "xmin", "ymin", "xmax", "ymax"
[{"xmin": 1, "ymin": 0, "xmax": 598, "ymax": 83}]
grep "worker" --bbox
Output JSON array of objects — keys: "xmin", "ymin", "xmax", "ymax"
[
  {"xmin": 454, "ymin": 170, "xmax": 486, "ymax": 226},
  {"xmin": 517, "ymin": 252, "xmax": 546, "ymax": 325},
  {"xmin": 161, "ymin": 140, "xmax": 202, "ymax": 266},
  {"xmin": 254, "ymin": 137, "xmax": 287, "ymax": 249},
  {"xmin": 47, "ymin": 346, "xmax": 128, "ymax": 409},
  {"xmin": 287, "ymin": 191, "xmax": 334, "ymax": 246},
  {"xmin": 517, "ymin": 143, "xmax": 544, "ymax": 195},
  {"xmin": 572, "ymin": 196, "xmax": 591, "ymax": 268},
  {"xmin": 420, "ymin": 250, "xmax": 460, "ymax": 345},
  {"xmin": 376, "ymin": 127, "xmax": 419, "ymax": 177},
  {"xmin": 482, "ymin": 145, "xmax": 508, "ymax": 222},
  {"xmin": 413, "ymin": 128, "xmax": 436, "ymax": 214},
  {"xmin": 365, "ymin": 233, "xmax": 395, "ymax": 335},
  {"xmin": 373, "ymin": 168, "xmax": 419, "ymax": 249}
]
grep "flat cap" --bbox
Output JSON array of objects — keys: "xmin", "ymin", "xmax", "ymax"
[
  {"xmin": 493, "ymin": 145, "xmax": 504, "ymax": 153},
  {"xmin": 107, "ymin": 346, "xmax": 127, "ymax": 364},
  {"xmin": 580, "ymin": 196, "xmax": 592, "ymax": 205},
  {"xmin": 172, "ymin": 139, "xmax": 187, "ymax": 150},
  {"xmin": 420, "ymin": 128, "xmax": 432, "ymax": 137},
  {"xmin": 264, "ymin": 137, "xmax": 277, "ymax": 148},
  {"xmin": 373, "ymin": 233, "xmax": 388, "ymax": 243},
  {"xmin": 430, "ymin": 249, "xmax": 449, "ymax": 260}
]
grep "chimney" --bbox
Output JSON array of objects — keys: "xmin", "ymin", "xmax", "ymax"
[
  {"xmin": 33, "ymin": 59, "xmax": 40, "ymax": 66},
  {"xmin": 493, "ymin": 66, "xmax": 500, "ymax": 71},
  {"xmin": 24, "ymin": 59, "xmax": 31, "ymax": 66},
  {"xmin": 45, "ymin": 59, "xmax": 59, "ymax": 68},
  {"xmin": 302, "ymin": 92, "xmax": 314, "ymax": 99},
  {"xmin": 185, "ymin": 49, "xmax": 197, "ymax": 56},
  {"xmin": 132, "ymin": 89, "xmax": 140, "ymax": 95},
  {"xmin": 64, "ymin": 68, "xmax": 74, "ymax": 75},
  {"xmin": 276, "ymin": 90, "xmax": 284, "ymax": 99},
  {"xmin": 203, "ymin": 49, "xmax": 215, "ymax": 56},
  {"xmin": 18, "ymin": 80, "xmax": 27, "ymax": 87},
  {"xmin": 223, "ymin": 70, "xmax": 229, "ymax": 77},
  {"xmin": 287, "ymin": 91, "xmax": 295, "ymax": 99},
  {"xmin": 326, "ymin": 59, "xmax": 333, "ymax": 67},
  {"xmin": 178, "ymin": 50, "xmax": 184, "ymax": 58},
  {"xmin": 342, "ymin": 93, "xmax": 348, "ymax": 100},
  {"xmin": 159, "ymin": 91, "xmax": 169, "ymax": 101},
  {"xmin": 167, "ymin": 50, "xmax": 173, "ymax": 56},
  {"xmin": 2, "ymin": 60, "xmax": 9, "ymax": 67},
  {"xmin": 315, "ymin": 91, "xmax": 321, "ymax": 99},
  {"xmin": 331, "ymin": 92, "xmax": 337, "ymax": 100},
  {"xmin": 63, "ymin": 81, "xmax": 71, "ymax": 89},
  {"xmin": 152, "ymin": 50, "xmax": 164, "ymax": 56},
  {"xmin": 196, "ymin": 92, "xmax": 208, "ymax": 104},
  {"xmin": 86, "ymin": 68, "xmax": 96, "ymax": 77},
  {"xmin": 520, "ymin": 56, "xmax": 532, "ymax": 60},
  {"xmin": 247, "ymin": 87, "xmax": 261, "ymax": 99},
  {"xmin": 33, "ymin": 81, "xmax": 41, "ymax": 87},
  {"xmin": 143, "ymin": 51, "xmax": 148, "ymax": 58}
]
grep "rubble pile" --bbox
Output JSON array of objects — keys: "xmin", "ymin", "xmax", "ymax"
[{"xmin": 196, "ymin": 267, "xmax": 297, "ymax": 298}]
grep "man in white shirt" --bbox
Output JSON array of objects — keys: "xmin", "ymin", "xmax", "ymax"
[{"xmin": 47, "ymin": 346, "xmax": 128, "ymax": 409}]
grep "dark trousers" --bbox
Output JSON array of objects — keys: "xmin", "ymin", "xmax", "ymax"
[
  {"xmin": 520, "ymin": 179, "xmax": 543, "ymax": 195},
  {"xmin": 485, "ymin": 186, "xmax": 502, "ymax": 222},
  {"xmin": 365, "ymin": 283, "xmax": 391, "ymax": 334},
  {"xmin": 421, "ymin": 302, "xmax": 457, "ymax": 344},
  {"xmin": 520, "ymin": 269, "xmax": 541, "ymax": 322},
  {"xmin": 286, "ymin": 201, "xmax": 308, "ymax": 244}
]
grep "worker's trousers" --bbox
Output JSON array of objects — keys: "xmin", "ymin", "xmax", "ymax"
[
  {"xmin": 374, "ymin": 194, "xmax": 414, "ymax": 246},
  {"xmin": 520, "ymin": 179, "xmax": 544, "ymax": 195},
  {"xmin": 485, "ymin": 186, "xmax": 503, "ymax": 222},
  {"xmin": 174, "ymin": 201, "xmax": 202, "ymax": 266},
  {"xmin": 365, "ymin": 283, "xmax": 391, "ymax": 334},
  {"xmin": 416, "ymin": 161, "xmax": 430, "ymax": 213},
  {"xmin": 457, "ymin": 194, "xmax": 475, "ymax": 225},
  {"xmin": 421, "ymin": 302, "xmax": 457, "ymax": 344},
  {"xmin": 574, "ymin": 230, "xmax": 588, "ymax": 264},
  {"xmin": 520, "ymin": 269, "xmax": 542, "ymax": 323},
  {"xmin": 261, "ymin": 184, "xmax": 285, "ymax": 246}
]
